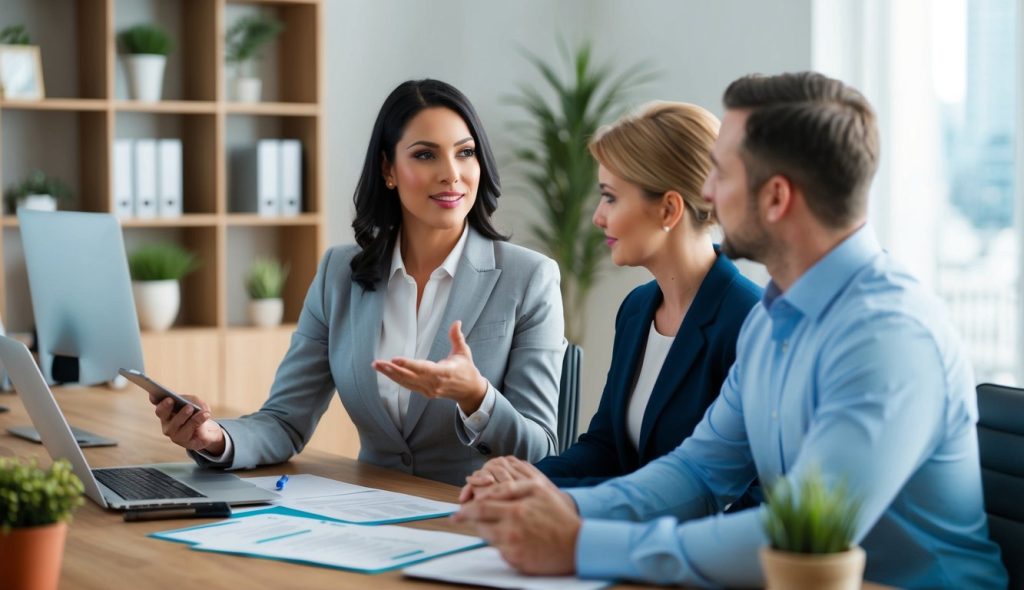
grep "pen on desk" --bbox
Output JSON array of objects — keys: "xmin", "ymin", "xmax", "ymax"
[
  {"xmin": 275, "ymin": 474, "xmax": 289, "ymax": 491},
  {"xmin": 123, "ymin": 502, "xmax": 232, "ymax": 522}
]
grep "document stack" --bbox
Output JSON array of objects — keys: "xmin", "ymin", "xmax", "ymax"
[
  {"xmin": 112, "ymin": 138, "xmax": 183, "ymax": 220},
  {"xmin": 231, "ymin": 139, "xmax": 303, "ymax": 217}
]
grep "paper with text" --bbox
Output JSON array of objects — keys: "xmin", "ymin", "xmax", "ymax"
[{"xmin": 405, "ymin": 547, "xmax": 611, "ymax": 590}]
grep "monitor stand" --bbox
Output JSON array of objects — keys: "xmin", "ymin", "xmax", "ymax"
[{"xmin": 8, "ymin": 424, "xmax": 117, "ymax": 447}]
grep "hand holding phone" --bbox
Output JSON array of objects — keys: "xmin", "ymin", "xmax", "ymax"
[{"xmin": 118, "ymin": 369, "xmax": 203, "ymax": 412}]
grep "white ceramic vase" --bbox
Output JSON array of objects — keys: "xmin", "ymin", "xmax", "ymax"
[
  {"xmin": 16, "ymin": 194, "xmax": 58, "ymax": 212},
  {"xmin": 132, "ymin": 280, "xmax": 180, "ymax": 331},
  {"xmin": 248, "ymin": 298, "xmax": 283, "ymax": 328},
  {"xmin": 233, "ymin": 77, "xmax": 262, "ymax": 102},
  {"xmin": 124, "ymin": 54, "xmax": 166, "ymax": 101}
]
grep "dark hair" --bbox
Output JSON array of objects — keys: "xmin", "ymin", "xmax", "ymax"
[
  {"xmin": 722, "ymin": 72, "xmax": 879, "ymax": 228},
  {"xmin": 350, "ymin": 79, "xmax": 507, "ymax": 289}
]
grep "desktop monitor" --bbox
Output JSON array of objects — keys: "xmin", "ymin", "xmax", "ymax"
[{"xmin": 18, "ymin": 210, "xmax": 144, "ymax": 385}]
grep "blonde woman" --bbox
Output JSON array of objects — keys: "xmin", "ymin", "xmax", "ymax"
[{"xmin": 462, "ymin": 102, "xmax": 761, "ymax": 497}]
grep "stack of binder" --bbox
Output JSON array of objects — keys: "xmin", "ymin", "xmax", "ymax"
[
  {"xmin": 231, "ymin": 139, "xmax": 303, "ymax": 217},
  {"xmin": 112, "ymin": 138, "xmax": 183, "ymax": 220}
]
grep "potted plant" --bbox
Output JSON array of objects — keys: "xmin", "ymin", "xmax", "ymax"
[
  {"xmin": 118, "ymin": 24, "xmax": 173, "ymax": 101},
  {"xmin": 3, "ymin": 169, "xmax": 72, "ymax": 213},
  {"xmin": 0, "ymin": 458, "xmax": 85, "ymax": 590},
  {"xmin": 225, "ymin": 14, "xmax": 284, "ymax": 102},
  {"xmin": 245, "ymin": 257, "xmax": 289, "ymax": 327},
  {"xmin": 0, "ymin": 24, "xmax": 31, "ymax": 45},
  {"xmin": 508, "ymin": 42, "xmax": 653, "ymax": 342},
  {"xmin": 760, "ymin": 470, "xmax": 865, "ymax": 590},
  {"xmin": 128, "ymin": 243, "xmax": 199, "ymax": 331}
]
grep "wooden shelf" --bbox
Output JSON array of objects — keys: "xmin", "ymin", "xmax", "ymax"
[
  {"xmin": 119, "ymin": 214, "xmax": 220, "ymax": 228},
  {"xmin": 227, "ymin": 0, "xmax": 319, "ymax": 4},
  {"xmin": 226, "ymin": 213, "xmax": 320, "ymax": 226},
  {"xmin": 225, "ymin": 102, "xmax": 320, "ymax": 116},
  {"xmin": 114, "ymin": 100, "xmax": 218, "ymax": 114},
  {"xmin": 0, "ymin": 98, "xmax": 107, "ymax": 112},
  {"xmin": 226, "ymin": 323, "xmax": 298, "ymax": 333}
]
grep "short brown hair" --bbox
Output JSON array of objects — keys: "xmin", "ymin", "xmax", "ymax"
[
  {"xmin": 723, "ymin": 72, "xmax": 879, "ymax": 228},
  {"xmin": 589, "ymin": 101, "xmax": 720, "ymax": 229}
]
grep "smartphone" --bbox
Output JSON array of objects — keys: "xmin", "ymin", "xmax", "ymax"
[{"xmin": 118, "ymin": 368, "xmax": 203, "ymax": 413}]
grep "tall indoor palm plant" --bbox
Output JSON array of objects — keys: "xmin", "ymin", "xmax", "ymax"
[{"xmin": 508, "ymin": 42, "xmax": 653, "ymax": 342}]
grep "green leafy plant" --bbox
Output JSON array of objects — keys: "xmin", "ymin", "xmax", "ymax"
[
  {"xmin": 3, "ymin": 169, "xmax": 73, "ymax": 211},
  {"xmin": 225, "ymin": 14, "xmax": 284, "ymax": 75},
  {"xmin": 762, "ymin": 470, "xmax": 862, "ymax": 554},
  {"xmin": 0, "ymin": 458, "xmax": 84, "ymax": 532},
  {"xmin": 245, "ymin": 257, "xmax": 289, "ymax": 299},
  {"xmin": 128, "ymin": 243, "xmax": 200, "ymax": 281},
  {"xmin": 118, "ymin": 24, "xmax": 174, "ymax": 56},
  {"xmin": 507, "ymin": 41, "xmax": 654, "ymax": 342},
  {"xmin": 0, "ymin": 25, "xmax": 31, "ymax": 45}
]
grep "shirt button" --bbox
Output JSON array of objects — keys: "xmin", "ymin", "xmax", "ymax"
[
  {"xmin": 477, "ymin": 443, "xmax": 492, "ymax": 455},
  {"xmin": 771, "ymin": 410, "xmax": 778, "ymax": 420},
  {"xmin": 400, "ymin": 453, "xmax": 412, "ymax": 466},
  {"xmin": 781, "ymin": 341, "xmax": 789, "ymax": 353}
]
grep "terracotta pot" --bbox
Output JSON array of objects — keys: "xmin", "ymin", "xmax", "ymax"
[
  {"xmin": 760, "ymin": 545, "xmax": 866, "ymax": 590},
  {"xmin": 0, "ymin": 521, "xmax": 68, "ymax": 590}
]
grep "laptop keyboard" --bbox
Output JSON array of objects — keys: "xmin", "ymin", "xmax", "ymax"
[{"xmin": 93, "ymin": 467, "xmax": 206, "ymax": 501}]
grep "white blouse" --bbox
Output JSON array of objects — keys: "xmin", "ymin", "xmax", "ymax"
[{"xmin": 626, "ymin": 322, "xmax": 676, "ymax": 450}]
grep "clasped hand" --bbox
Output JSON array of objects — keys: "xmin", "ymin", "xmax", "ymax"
[{"xmin": 372, "ymin": 320, "xmax": 488, "ymax": 414}]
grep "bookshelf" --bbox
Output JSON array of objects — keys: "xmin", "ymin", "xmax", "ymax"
[{"xmin": 0, "ymin": 1, "xmax": 330, "ymax": 424}]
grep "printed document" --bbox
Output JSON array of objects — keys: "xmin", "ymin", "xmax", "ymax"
[{"xmin": 405, "ymin": 547, "xmax": 611, "ymax": 590}]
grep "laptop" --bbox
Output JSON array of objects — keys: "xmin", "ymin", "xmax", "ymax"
[{"xmin": 0, "ymin": 335, "xmax": 278, "ymax": 510}]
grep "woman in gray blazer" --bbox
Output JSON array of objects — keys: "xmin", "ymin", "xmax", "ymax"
[{"xmin": 150, "ymin": 80, "xmax": 565, "ymax": 485}]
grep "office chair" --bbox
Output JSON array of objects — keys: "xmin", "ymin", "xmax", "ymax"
[
  {"xmin": 976, "ymin": 383, "xmax": 1024, "ymax": 588},
  {"xmin": 557, "ymin": 343, "xmax": 582, "ymax": 454}
]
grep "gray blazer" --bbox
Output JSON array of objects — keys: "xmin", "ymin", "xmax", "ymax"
[{"xmin": 195, "ymin": 228, "xmax": 565, "ymax": 485}]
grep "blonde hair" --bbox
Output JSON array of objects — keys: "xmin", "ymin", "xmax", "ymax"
[{"xmin": 589, "ymin": 101, "xmax": 720, "ymax": 228}]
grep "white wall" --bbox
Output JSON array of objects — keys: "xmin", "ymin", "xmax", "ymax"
[{"xmin": 323, "ymin": 0, "xmax": 813, "ymax": 427}]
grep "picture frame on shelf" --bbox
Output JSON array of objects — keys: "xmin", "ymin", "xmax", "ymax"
[{"xmin": 0, "ymin": 44, "xmax": 45, "ymax": 100}]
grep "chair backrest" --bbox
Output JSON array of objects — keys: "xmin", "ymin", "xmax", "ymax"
[
  {"xmin": 976, "ymin": 382, "xmax": 1024, "ymax": 588},
  {"xmin": 557, "ymin": 343, "xmax": 583, "ymax": 454}
]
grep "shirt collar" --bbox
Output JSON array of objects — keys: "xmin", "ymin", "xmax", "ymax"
[
  {"xmin": 763, "ymin": 223, "xmax": 882, "ymax": 321},
  {"xmin": 389, "ymin": 224, "xmax": 470, "ymax": 282}
]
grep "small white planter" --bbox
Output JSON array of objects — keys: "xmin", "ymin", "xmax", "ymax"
[
  {"xmin": 16, "ymin": 194, "xmax": 58, "ymax": 212},
  {"xmin": 248, "ymin": 298, "xmax": 283, "ymax": 328},
  {"xmin": 132, "ymin": 279, "xmax": 180, "ymax": 331},
  {"xmin": 232, "ymin": 77, "xmax": 262, "ymax": 102},
  {"xmin": 124, "ymin": 54, "xmax": 166, "ymax": 101}
]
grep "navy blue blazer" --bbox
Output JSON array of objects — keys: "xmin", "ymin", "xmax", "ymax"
[{"xmin": 536, "ymin": 251, "xmax": 762, "ymax": 488}]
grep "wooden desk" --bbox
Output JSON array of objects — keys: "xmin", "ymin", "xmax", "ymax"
[{"xmin": 0, "ymin": 388, "xmax": 890, "ymax": 590}]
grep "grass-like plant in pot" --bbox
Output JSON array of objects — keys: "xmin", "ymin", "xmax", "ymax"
[
  {"xmin": 760, "ymin": 470, "xmax": 865, "ymax": 590},
  {"xmin": 128, "ymin": 243, "xmax": 199, "ymax": 332},
  {"xmin": 0, "ymin": 458, "xmax": 84, "ymax": 590},
  {"xmin": 4, "ymin": 169, "xmax": 72, "ymax": 214},
  {"xmin": 0, "ymin": 24, "xmax": 32, "ymax": 45},
  {"xmin": 507, "ymin": 41, "xmax": 653, "ymax": 343},
  {"xmin": 225, "ymin": 13, "xmax": 284, "ymax": 102},
  {"xmin": 245, "ymin": 257, "xmax": 289, "ymax": 328},
  {"xmin": 118, "ymin": 24, "xmax": 174, "ymax": 101}
]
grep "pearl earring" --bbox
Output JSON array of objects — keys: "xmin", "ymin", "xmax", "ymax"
[
  {"xmin": 386, "ymin": 181, "xmax": 395, "ymax": 189},
  {"xmin": 662, "ymin": 226, "xmax": 671, "ymax": 233}
]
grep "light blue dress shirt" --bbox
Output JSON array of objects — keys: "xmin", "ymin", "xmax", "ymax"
[{"xmin": 568, "ymin": 226, "xmax": 1007, "ymax": 589}]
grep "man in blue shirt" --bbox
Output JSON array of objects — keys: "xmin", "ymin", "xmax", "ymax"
[{"xmin": 455, "ymin": 72, "xmax": 1007, "ymax": 588}]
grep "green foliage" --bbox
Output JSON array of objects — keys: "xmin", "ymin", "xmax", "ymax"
[
  {"xmin": 3, "ymin": 169, "xmax": 73, "ymax": 210},
  {"xmin": 225, "ymin": 14, "xmax": 284, "ymax": 70},
  {"xmin": 118, "ymin": 24, "xmax": 174, "ymax": 56},
  {"xmin": 0, "ymin": 458, "xmax": 84, "ymax": 531},
  {"xmin": 0, "ymin": 25, "xmax": 31, "ymax": 45},
  {"xmin": 129, "ymin": 243, "xmax": 200, "ymax": 281},
  {"xmin": 507, "ymin": 41, "xmax": 654, "ymax": 342},
  {"xmin": 245, "ymin": 257, "xmax": 289, "ymax": 299},
  {"xmin": 762, "ymin": 470, "xmax": 862, "ymax": 554}
]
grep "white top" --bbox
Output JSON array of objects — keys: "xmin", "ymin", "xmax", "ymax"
[
  {"xmin": 377, "ymin": 225, "xmax": 495, "ymax": 434},
  {"xmin": 626, "ymin": 322, "xmax": 676, "ymax": 450}
]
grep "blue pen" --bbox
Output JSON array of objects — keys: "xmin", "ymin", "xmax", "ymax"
[{"xmin": 275, "ymin": 475, "xmax": 289, "ymax": 491}]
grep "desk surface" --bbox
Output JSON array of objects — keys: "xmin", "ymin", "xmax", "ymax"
[{"xmin": 0, "ymin": 388, "xmax": 890, "ymax": 590}]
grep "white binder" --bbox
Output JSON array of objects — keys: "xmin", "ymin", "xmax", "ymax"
[
  {"xmin": 157, "ymin": 139, "xmax": 183, "ymax": 218},
  {"xmin": 279, "ymin": 139, "xmax": 302, "ymax": 216},
  {"xmin": 232, "ymin": 140, "xmax": 279, "ymax": 217},
  {"xmin": 112, "ymin": 139, "xmax": 134, "ymax": 219},
  {"xmin": 133, "ymin": 139, "xmax": 158, "ymax": 219}
]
